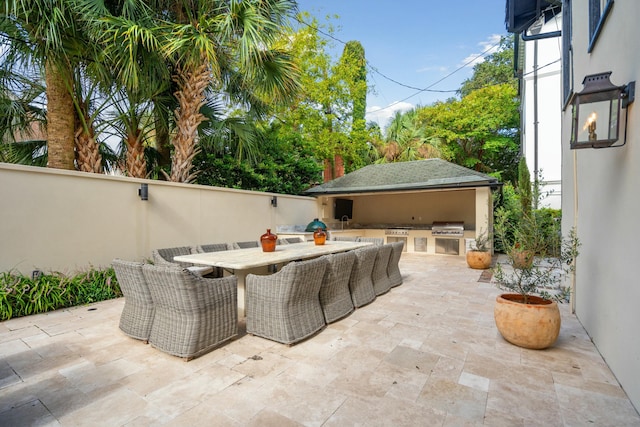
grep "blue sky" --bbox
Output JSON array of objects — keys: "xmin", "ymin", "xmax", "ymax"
[{"xmin": 295, "ymin": 0, "xmax": 509, "ymax": 129}]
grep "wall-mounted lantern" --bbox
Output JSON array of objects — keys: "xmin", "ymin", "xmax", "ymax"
[
  {"xmin": 138, "ymin": 183, "xmax": 148, "ymax": 201},
  {"xmin": 270, "ymin": 196, "xmax": 277, "ymax": 207},
  {"xmin": 570, "ymin": 72, "xmax": 635, "ymax": 149}
]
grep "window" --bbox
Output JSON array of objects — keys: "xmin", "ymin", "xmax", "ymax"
[
  {"xmin": 588, "ymin": 0, "xmax": 614, "ymax": 52},
  {"xmin": 562, "ymin": 0, "xmax": 573, "ymax": 107}
]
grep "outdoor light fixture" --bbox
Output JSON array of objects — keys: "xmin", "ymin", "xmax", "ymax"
[
  {"xmin": 270, "ymin": 196, "xmax": 278, "ymax": 207},
  {"xmin": 570, "ymin": 72, "xmax": 635, "ymax": 149},
  {"xmin": 138, "ymin": 183, "xmax": 148, "ymax": 201}
]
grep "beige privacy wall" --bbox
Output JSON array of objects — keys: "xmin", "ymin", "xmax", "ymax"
[{"xmin": 0, "ymin": 164, "xmax": 317, "ymax": 275}]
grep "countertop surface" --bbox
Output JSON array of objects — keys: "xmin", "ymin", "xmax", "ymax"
[{"xmin": 276, "ymin": 224, "xmax": 475, "ymax": 233}]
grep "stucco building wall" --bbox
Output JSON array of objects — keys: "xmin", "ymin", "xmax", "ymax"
[
  {"xmin": 523, "ymin": 13, "xmax": 563, "ymax": 208},
  {"xmin": 562, "ymin": 0, "xmax": 640, "ymax": 410},
  {"xmin": 0, "ymin": 164, "xmax": 317, "ymax": 275}
]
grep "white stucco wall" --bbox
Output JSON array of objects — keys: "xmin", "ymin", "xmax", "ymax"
[
  {"xmin": 523, "ymin": 14, "xmax": 563, "ymax": 209},
  {"xmin": 0, "ymin": 164, "xmax": 317, "ymax": 275},
  {"xmin": 562, "ymin": 0, "xmax": 640, "ymax": 411}
]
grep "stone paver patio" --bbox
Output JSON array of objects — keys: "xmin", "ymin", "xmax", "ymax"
[{"xmin": 1, "ymin": 254, "xmax": 639, "ymax": 426}]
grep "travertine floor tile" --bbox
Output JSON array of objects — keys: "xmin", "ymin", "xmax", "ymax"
[{"xmin": 0, "ymin": 254, "xmax": 638, "ymax": 426}]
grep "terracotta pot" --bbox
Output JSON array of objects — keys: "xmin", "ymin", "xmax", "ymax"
[
  {"xmin": 260, "ymin": 229, "xmax": 277, "ymax": 252},
  {"xmin": 313, "ymin": 229, "xmax": 326, "ymax": 245},
  {"xmin": 494, "ymin": 293, "xmax": 560, "ymax": 349},
  {"xmin": 511, "ymin": 249, "xmax": 534, "ymax": 269},
  {"xmin": 466, "ymin": 250, "xmax": 492, "ymax": 269}
]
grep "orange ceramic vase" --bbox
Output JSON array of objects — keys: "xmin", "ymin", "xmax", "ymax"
[
  {"xmin": 260, "ymin": 229, "xmax": 277, "ymax": 252},
  {"xmin": 313, "ymin": 229, "xmax": 327, "ymax": 245}
]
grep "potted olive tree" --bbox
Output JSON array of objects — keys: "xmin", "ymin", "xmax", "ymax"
[
  {"xmin": 466, "ymin": 229, "xmax": 492, "ymax": 270},
  {"xmin": 492, "ymin": 207, "xmax": 580, "ymax": 350}
]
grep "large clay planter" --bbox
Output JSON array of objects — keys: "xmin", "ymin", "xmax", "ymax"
[
  {"xmin": 466, "ymin": 250, "xmax": 492, "ymax": 269},
  {"xmin": 494, "ymin": 293, "xmax": 561, "ymax": 349},
  {"xmin": 511, "ymin": 249, "xmax": 534, "ymax": 269}
]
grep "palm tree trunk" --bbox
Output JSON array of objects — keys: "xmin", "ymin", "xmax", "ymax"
[
  {"xmin": 126, "ymin": 130, "xmax": 147, "ymax": 178},
  {"xmin": 153, "ymin": 103, "xmax": 171, "ymax": 172},
  {"xmin": 170, "ymin": 62, "xmax": 209, "ymax": 183},
  {"xmin": 75, "ymin": 109, "xmax": 102, "ymax": 173},
  {"xmin": 45, "ymin": 60, "xmax": 76, "ymax": 170}
]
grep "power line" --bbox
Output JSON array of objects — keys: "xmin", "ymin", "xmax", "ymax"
[{"xmin": 291, "ymin": 13, "xmax": 501, "ymax": 112}]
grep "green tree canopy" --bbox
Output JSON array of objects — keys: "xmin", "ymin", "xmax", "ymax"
[
  {"xmin": 458, "ymin": 35, "xmax": 517, "ymax": 98},
  {"xmin": 418, "ymin": 83, "xmax": 520, "ymax": 182}
]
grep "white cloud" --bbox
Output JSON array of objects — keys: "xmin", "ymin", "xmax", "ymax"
[
  {"xmin": 460, "ymin": 34, "xmax": 502, "ymax": 68},
  {"xmin": 416, "ymin": 65, "xmax": 449, "ymax": 74},
  {"xmin": 366, "ymin": 101, "xmax": 414, "ymax": 130}
]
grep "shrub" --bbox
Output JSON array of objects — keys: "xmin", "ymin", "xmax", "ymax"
[{"xmin": 0, "ymin": 267, "xmax": 121, "ymax": 321}]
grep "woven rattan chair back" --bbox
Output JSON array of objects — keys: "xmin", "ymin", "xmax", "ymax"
[
  {"xmin": 142, "ymin": 264, "xmax": 237, "ymax": 360},
  {"xmin": 348, "ymin": 246, "xmax": 378, "ymax": 308},
  {"xmin": 194, "ymin": 243, "xmax": 230, "ymax": 277},
  {"xmin": 319, "ymin": 251, "xmax": 356, "ymax": 323},
  {"xmin": 246, "ymin": 256, "xmax": 328, "ymax": 345},
  {"xmin": 388, "ymin": 241, "xmax": 404, "ymax": 287},
  {"xmin": 356, "ymin": 237, "xmax": 384, "ymax": 246},
  {"xmin": 232, "ymin": 241, "xmax": 260, "ymax": 249},
  {"xmin": 197, "ymin": 243, "xmax": 231, "ymax": 253},
  {"xmin": 283, "ymin": 237, "xmax": 304, "ymax": 244},
  {"xmin": 112, "ymin": 259, "xmax": 155, "ymax": 343},
  {"xmin": 153, "ymin": 246, "xmax": 193, "ymax": 268},
  {"xmin": 372, "ymin": 244, "xmax": 393, "ymax": 296},
  {"xmin": 332, "ymin": 236, "xmax": 359, "ymax": 242}
]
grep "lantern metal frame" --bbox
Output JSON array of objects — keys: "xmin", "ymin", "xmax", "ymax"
[{"xmin": 570, "ymin": 72, "xmax": 635, "ymax": 149}]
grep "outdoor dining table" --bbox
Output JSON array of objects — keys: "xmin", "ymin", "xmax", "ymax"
[{"xmin": 174, "ymin": 240, "xmax": 371, "ymax": 317}]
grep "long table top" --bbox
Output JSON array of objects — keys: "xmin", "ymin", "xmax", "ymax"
[{"xmin": 174, "ymin": 240, "xmax": 371, "ymax": 271}]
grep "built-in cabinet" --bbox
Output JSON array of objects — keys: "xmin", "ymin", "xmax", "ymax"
[{"xmin": 278, "ymin": 228, "xmax": 475, "ymax": 256}]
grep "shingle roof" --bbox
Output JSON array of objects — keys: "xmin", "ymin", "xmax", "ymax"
[{"xmin": 303, "ymin": 159, "xmax": 500, "ymax": 195}]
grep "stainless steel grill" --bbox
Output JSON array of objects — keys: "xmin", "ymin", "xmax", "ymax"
[{"xmin": 431, "ymin": 222, "xmax": 464, "ymax": 237}]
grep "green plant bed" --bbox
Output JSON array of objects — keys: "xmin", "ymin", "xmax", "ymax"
[{"xmin": 0, "ymin": 267, "xmax": 121, "ymax": 321}]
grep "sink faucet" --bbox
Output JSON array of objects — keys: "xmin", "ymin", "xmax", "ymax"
[{"xmin": 341, "ymin": 215, "xmax": 349, "ymax": 230}]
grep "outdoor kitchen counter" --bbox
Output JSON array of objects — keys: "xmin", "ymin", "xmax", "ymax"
[{"xmin": 276, "ymin": 224, "xmax": 477, "ymax": 255}]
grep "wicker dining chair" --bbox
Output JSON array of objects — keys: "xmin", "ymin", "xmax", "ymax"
[
  {"xmin": 372, "ymin": 244, "xmax": 393, "ymax": 296},
  {"xmin": 388, "ymin": 241, "xmax": 404, "ymax": 287},
  {"xmin": 283, "ymin": 237, "xmax": 305, "ymax": 244},
  {"xmin": 348, "ymin": 245, "xmax": 378, "ymax": 308},
  {"xmin": 319, "ymin": 251, "xmax": 356, "ymax": 323},
  {"xmin": 332, "ymin": 236, "xmax": 359, "ymax": 242},
  {"xmin": 356, "ymin": 237, "xmax": 384, "ymax": 246},
  {"xmin": 194, "ymin": 243, "xmax": 231, "ymax": 277},
  {"xmin": 152, "ymin": 246, "xmax": 194, "ymax": 267},
  {"xmin": 196, "ymin": 243, "xmax": 232, "ymax": 253},
  {"xmin": 152, "ymin": 246, "xmax": 214, "ymax": 276},
  {"xmin": 142, "ymin": 264, "xmax": 238, "ymax": 361},
  {"xmin": 232, "ymin": 241, "xmax": 260, "ymax": 249},
  {"xmin": 245, "ymin": 256, "xmax": 328, "ymax": 345},
  {"xmin": 112, "ymin": 259, "xmax": 155, "ymax": 343}
]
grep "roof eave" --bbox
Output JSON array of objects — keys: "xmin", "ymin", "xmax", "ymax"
[{"xmin": 304, "ymin": 180, "xmax": 502, "ymax": 196}]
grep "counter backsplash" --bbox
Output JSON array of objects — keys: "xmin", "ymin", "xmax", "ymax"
[{"xmin": 277, "ymin": 223, "xmax": 474, "ymax": 232}]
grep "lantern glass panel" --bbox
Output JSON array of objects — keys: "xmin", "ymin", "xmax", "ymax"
[{"xmin": 575, "ymin": 98, "xmax": 618, "ymax": 144}]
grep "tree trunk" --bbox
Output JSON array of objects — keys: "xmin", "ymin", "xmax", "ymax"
[
  {"xmin": 169, "ymin": 62, "xmax": 209, "ymax": 183},
  {"xmin": 75, "ymin": 107, "xmax": 102, "ymax": 173},
  {"xmin": 125, "ymin": 129, "xmax": 147, "ymax": 178},
  {"xmin": 154, "ymin": 103, "xmax": 171, "ymax": 174},
  {"xmin": 45, "ymin": 60, "xmax": 76, "ymax": 170}
]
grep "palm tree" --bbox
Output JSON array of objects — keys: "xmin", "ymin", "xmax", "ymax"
[
  {"xmin": 2, "ymin": 0, "xmax": 89, "ymax": 170},
  {"xmin": 0, "ymin": 58, "xmax": 47, "ymax": 164},
  {"xmin": 379, "ymin": 109, "xmax": 441, "ymax": 163},
  {"xmin": 159, "ymin": 0, "xmax": 300, "ymax": 183},
  {"xmin": 76, "ymin": 0, "xmax": 172, "ymax": 177}
]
